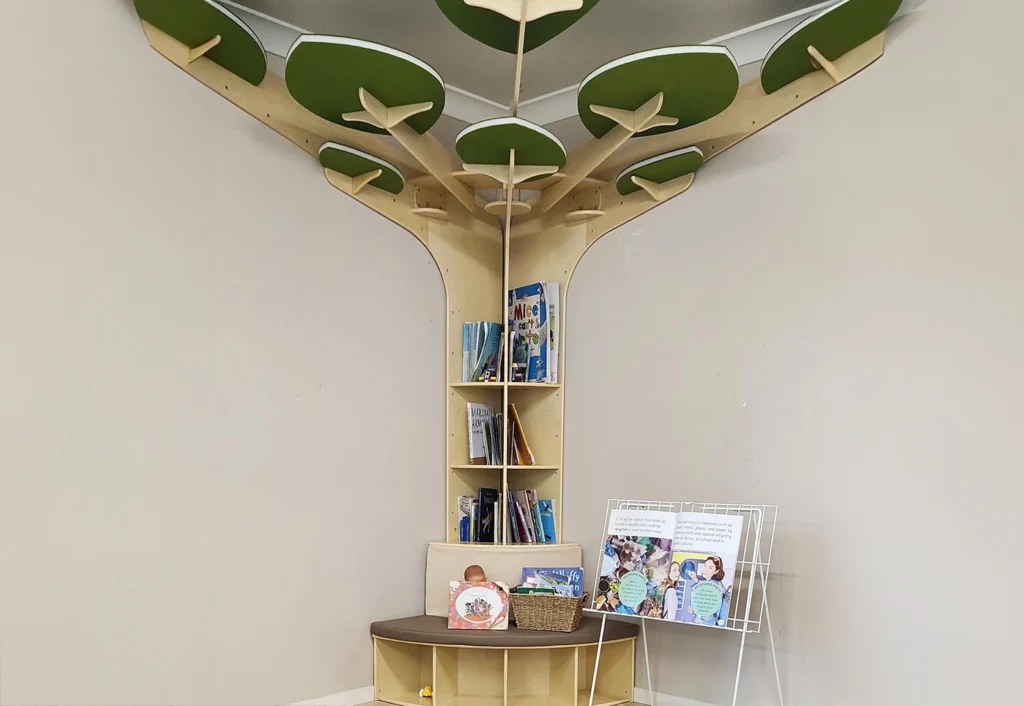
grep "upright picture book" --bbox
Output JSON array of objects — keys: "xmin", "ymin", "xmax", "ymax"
[
  {"xmin": 508, "ymin": 282, "xmax": 559, "ymax": 383},
  {"xmin": 448, "ymin": 580, "xmax": 510, "ymax": 630},
  {"xmin": 593, "ymin": 509, "xmax": 744, "ymax": 628}
]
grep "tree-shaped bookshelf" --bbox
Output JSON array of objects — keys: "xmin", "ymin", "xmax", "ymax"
[{"xmin": 133, "ymin": 0, "xmax": 909, "ymax": 702}]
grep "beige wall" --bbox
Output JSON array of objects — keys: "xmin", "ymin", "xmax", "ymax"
[
  {"xmin": 0, "ymin": 2, "xmax": 445, "ymax": 705},
  {"xmin": 2, "ymin": 1, "xmax": 1023, "ymax": 706},
  {"xmin": 565, "ymin": 2, "xmax": 1024, "ymax": 705}
]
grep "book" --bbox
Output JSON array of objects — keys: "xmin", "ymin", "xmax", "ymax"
[
  {"xmin": 512, "ymin": 492, "xmax": 533, "ymax": 543},
  {"xmin": 538, "ymin": 499, "xmax": 557, "ymax": 543},
  {"xmin": 462, "ymin": 321, "xmax": 504, "ymax": 382},
  {"xmin": 476, "ymin": 487, "xmax": 499, "ymax": 544},
  {"xmin": 665, "ymin": 513, "xmax": 744, "ymax": 627},
  {"xmin": 521, "ymin": 567, "xmax": 584, "ymax": 597},
  {"xmin": 508, "ymin": 493, "xmax": 520, "ymax": 543},
  {"xmin": 526, "ymin": 490, "xmax": 546, "ymax": 544},
  {"xmin": 510, "ymin": 331, "xmax": 528, "ymax": 382},
  {"xmin": 462, "ymin": 323, "xmax": 471, "ymax": 383},
  {"xmin": 507, "ymin": 404, "xmax": 535, "ymax": 465},
  {"xmin": 458, "ymin": 495, "xmax": 476, "ymax": 542},
  {"xmin": 472, "ymin": 322, "xmax": 502, "ymax": 382},
  {"xmin": 448, "ymin": 581, "xmax": 510, "ymax": 630},
  {"xmin": 467, "ymin": 403, "xmax": 496, "ymax": 464},
  {"xmin": 508, "ymin": 282, "xmax": 550, "ymax": 383},
  {"xmin": 546, "ymin": 282, "xmax": 560, "ymax": 384},
  {"xmin": 594, "ymin": 509, "xmax": 675, "ymax": 617}
]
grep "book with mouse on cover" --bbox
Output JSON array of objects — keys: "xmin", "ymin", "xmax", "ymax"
[{"xmin": 508, "ymin": 282, "xmax": 559, "ymax": 383}]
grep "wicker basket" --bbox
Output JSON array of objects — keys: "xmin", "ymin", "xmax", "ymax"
[{"xmin": 509, "ymin": 592, "xmax": 588, "ymax": 632}]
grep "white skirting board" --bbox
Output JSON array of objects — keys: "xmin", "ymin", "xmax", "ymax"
[
  {"xmin": 291, "ymin": 685, "xmax": 713, "ymax": 706},
  {"xmin": 633, "ymin": 687, "xmax": 716, "ymax": 706},
  {"xmin": 289, "ymin": 686, "xmax": 374, "ymax": 706}
]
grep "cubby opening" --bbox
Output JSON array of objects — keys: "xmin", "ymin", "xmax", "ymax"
[
  {"xmin": 507, "ymin": 647, "xmax": 576, "ymax": 706},
  {"xmin": 435, "ymin": 647, "xmax": 505, "ymax": 706},
  {"xmin": 375, "ymin": 639, "xmax": 433, "ymax": 706},
  {"xmin": 578, "ymin": 640, "xmax": 634, "ymax": 706}
]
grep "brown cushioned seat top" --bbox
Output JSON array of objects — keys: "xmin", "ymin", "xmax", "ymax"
[{"xmin": 371, "ymin": 614, "xmax": 638, "ymax": 648}]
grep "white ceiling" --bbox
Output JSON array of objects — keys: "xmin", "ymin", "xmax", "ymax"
[
  {"xmin": 229, "ymin": 0, "xmax": 819, "ymax": 103},
  {"xmin": 214, "ymin": 0, "xmax": 926, "ymax": 153}
]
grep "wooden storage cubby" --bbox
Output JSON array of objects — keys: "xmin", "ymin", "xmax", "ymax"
[
  {"xmin": 374, "ymin": 637, "xmax": 635, "ymax": 706},
  {"xmin": 374, "ymin": 639, "xmax": 435, "ymax": 706}
]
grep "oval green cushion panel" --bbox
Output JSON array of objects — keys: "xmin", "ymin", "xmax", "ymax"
[
  {"xmin": 578, "ymin": 47, "xmax": 739, "ymax": 139},
  {"xmin": 616, "ymin": 147, "xmax": 704, "ymax": 196},
  {"xmin": 760, "ymin": 0, "xmax": 902, "ymax": 94},
  {"xmin": 319, "ymin": 143, "xmax": 405, "ymax": 195},
  {"xmin": 435, "ymin": 0, "xmax": 602, "ymax": 54},
  {"xmin": 456, "ymin": 118, "xmax": 567, "ymax": 169},
  {"xmin": 134, "ymin": 0, "xmax": 267, "ymax": 86},
  {"xmin": 286, "ymin": 37, "xmax": 446, "ymax": 135}
]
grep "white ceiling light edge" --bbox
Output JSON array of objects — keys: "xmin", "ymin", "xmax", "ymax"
[{"xmin": 221, "ymin": 0, "xmax": 926, "ymax": 127}]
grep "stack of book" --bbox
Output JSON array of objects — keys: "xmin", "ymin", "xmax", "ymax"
[
  {"xmin": 467, "ymin": 403, "xmax": 502, "ymax": 465},
  {"xmin": 508, "ymin": 282, "xmax": 559, "ymax": 383},
  {"xmin": 508, "ymin": 491, "xmax": 556, "ymax": 544},
  {"xmin": 468, "ymin": 403, "xmax": 535, "ymax": 466},
  {"xmin": 457, "ymin": 489, "xmax": 558, "ymax": 544},
  {"xmin": 462, "ymin": 322, "xmax": 503, "ymax": 382}
]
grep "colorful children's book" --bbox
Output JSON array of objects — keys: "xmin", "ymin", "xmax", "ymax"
[
  {"xmin": 472, "ymin": 322, "xmax": 502, "ymax": 382},
  {"xmin": 510, "ymin": 331, "xmax": 528, "ymax": 382},
  {"xmin": 526, "ymin": 490, "xmax": 546, "ymax": 544},
  {"xmin": 594, "ymin": 509, "xmax": 675, "ymax": 617},
  {"xmin": 458, "ymin": 495, "xmax": 476, "ymax": 542},
  {"xmin": 538, "ymin": 499, "xmax": 557, "ymax": 543},
  {"xmin": 508, "ymin": 404, "xmax": 535, "ymax": 465},
  {"xmin": 521, "ymin": 567, "xmax": 584, "ymax": 597},
  {"xmin": 508, "ymin": 282, "xmax": 550, "ymax": 383},
  {"xmin": 665, "ymin": 513, "xmax": 744, "ymax": 627},
  {"xmin": 448, "ymin": 581, "xmax": 510, "ymax": 630}
]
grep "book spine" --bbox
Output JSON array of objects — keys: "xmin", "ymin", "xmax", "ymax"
[
  {"xmin": 508, "ymin": 493, "xmax": 520, "ymax": 543},
  {"xmin": 528, "ymin": 490, "xmax": 546, "ymax": 544},
  {"xmin": 462, "ymin": 323, "xmax": 470, "ymax": 383}
]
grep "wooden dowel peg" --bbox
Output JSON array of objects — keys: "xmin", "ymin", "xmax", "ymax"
[
  {"xmin": 342, "ymin": 88, "xmax": 433, "ymax": 129},
  {"xmin": 187, "ymin": 35, "xmax": 221, "ymax": 64},
  {"xmin": 589, "ymin": 92, "xmax": 677, "ymax": 134},
  {"xmin": 350, "ymin": 168, "xmax": 383, "ymax": 195},
  {"xmin": 807, "ymin": 45, "xmax": 843, "ymax": 84}
]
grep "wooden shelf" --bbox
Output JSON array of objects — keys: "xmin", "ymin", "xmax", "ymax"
[
  {"xmin": 450, "ymin": 382, "xmax": 562, "ymax": 389},
  {"xmin": 450, "ymin": 465, "xmax": 558, "ymax": 471}
]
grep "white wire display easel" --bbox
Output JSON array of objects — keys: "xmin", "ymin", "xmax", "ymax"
[{"xmin": 586, "ymin": 499, "xmax": 782, "ymax": 706}]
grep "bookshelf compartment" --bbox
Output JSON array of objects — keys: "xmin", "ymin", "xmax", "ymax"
[
  {"xmin": 375, "ymin": 639, "xmax": 434, "ymax": 706},
  {"xmin": 578, "ymin": 640, "xmax": 634, "ymax": 706},
  {"xmin": 448, "ymin": 467, "xmax": 502, "ymax": 543},
  {"xmin": 507, "ymin": 647, "xmax": 576, "ymax": 706},
  {"xmin": 507, "ymin": 388, "xmax": 563, "ymax": 469},
  {"xmin": 435, "ymin": 647, "xmax": 505, "ymax": 706}
]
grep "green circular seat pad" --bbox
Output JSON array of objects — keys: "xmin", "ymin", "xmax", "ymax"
[
  {"xmin": 456, "ymin": 118, "xmax": 567, "ymax": 172},
  {"xmin": 134, "ymin": 0, "xmax": 267, "ymax": 86},
  {"xmin": 319, "ymin": 143, "xmax": 405, "ymax": 195},
  {"xmin": 435, "ymin": 0, "xmax": 602, "ymax": 54},
  {"xmin": 616, "ymin": 146, "xmax": 704, "ymax": 196},
  {"xmin": 578, "ymin": 46, "xmax": 739, "ymax": 139},
  {"xmin": 286, "ymin": 36, "xmax": 446, "ymax": 135},
  {"xmin": 761, "ymin": 0, "xmax": 901, "ymax": 94}
]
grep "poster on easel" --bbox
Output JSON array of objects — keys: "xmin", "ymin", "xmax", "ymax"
[
  {"xmin": 665, "ymin": 513, "xmax": 744, "ymax": 627},
  {"xmin": 592, "ymin": 508, "xmax": 744, "ymax": 628}
]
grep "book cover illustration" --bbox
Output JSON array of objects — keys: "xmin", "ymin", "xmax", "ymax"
[
  {"xmin": 510, "ymin": 331, "xmax": 529, "ymax": 382},
  {"xmin": 522, "ymin": 567, "xmax": 584, "ymax": 597},
  {"xmin": 448, "ymin": 581, "xmax": 510, "ymax": 630},
  {"xmin": 594, "ymin": 509, "xmax": 675, "ymax": 617},
  {"xmin": 508, "ymin": 283, "xmax": 549, "ymax": 383},
  {"xmin": 472, "ymin": 322, "xmax": 502, "ymax": 382},
  {"xmin": 476, "ymin": 487, "xmax": 499, "ymax": 543},
  {"xmin": 467, "ymin": 402, "xmax": 496, "ymax": 464},
  {"xmin": 538, "ymin": 499, "xmax": 557, "ymax": 543},
  {"xmin": 458, "ymin": 495, "xmax": 477, "ymax": 542},
  {"xmin": 663, "ymin": 513, "xmax": 744, "ymax": 627}
]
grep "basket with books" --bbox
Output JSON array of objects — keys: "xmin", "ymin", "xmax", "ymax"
[
  {"xmin": 510, "ymin": 590, "xmax": 588, "ymax": 632},
  {"xmin": 510, "ymin": 567, "xmax": 587, "ymax": 632}
]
